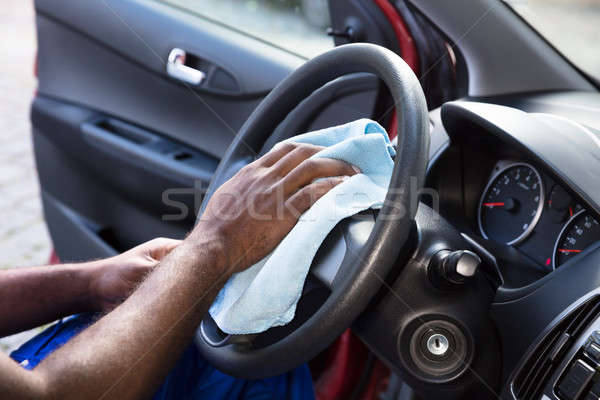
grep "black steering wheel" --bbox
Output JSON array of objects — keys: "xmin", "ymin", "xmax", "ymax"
[{"xmin": 195, "ymin": 43, "xmax": 430, "ymax": 379}]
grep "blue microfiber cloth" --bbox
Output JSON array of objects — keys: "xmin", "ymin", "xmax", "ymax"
[{"xmin": 209, "ymin": 119, "xmax": 395, "ymax": 334}]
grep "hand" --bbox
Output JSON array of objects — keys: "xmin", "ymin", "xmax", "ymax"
[
  {"xmin": 89, "ymin": 238, "xmax": 181, "ymax": 310},
  {"xmin": 193, "ymin": 142, "xmax": 359, "ymax": 275}
]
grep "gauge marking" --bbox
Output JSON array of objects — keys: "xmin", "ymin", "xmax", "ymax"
[
  {"xmin": 478, "ymin": 162, "xmax": 545, "ymax": 246},
  {"xmin": 553, "ymin": 210, "xmax": 600, "ymax": 268}
]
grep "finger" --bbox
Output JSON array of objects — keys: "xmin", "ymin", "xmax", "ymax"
[
  {"xmin": 268, "ymin": 143, "xmax": 324, "ymax": 177},
  {"xmin": 258, "ymin": 142, "xmax": 323, "ymax": 168},
  {"xmin": 285, "ymin": 176, "xmax": 348, "ymax": 218},
  {"xmin": 281, "ymin": 158, "xmax": 359, "ymax": 196},
  {"xmin": 256, "ymin": 142, "xmax": 299, "ymax": 167},
  {"xmin": 145, "ymin": 238, "xmax": 182, "ymax": 261}
]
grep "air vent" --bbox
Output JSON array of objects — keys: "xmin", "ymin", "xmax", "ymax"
[{"xmin": 512, "ymin": 296, "xmax": 600, "ymax": 399}]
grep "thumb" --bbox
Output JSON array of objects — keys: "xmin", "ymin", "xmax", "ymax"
[{"xmin": 147, "ymin": 238, "xmax": 182, "ymax": 261}]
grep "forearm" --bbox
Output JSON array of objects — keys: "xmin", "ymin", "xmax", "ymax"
[
  {"xmin": 0, "ymin": 262, "xmax": 101, "ymax": 337},
  {"xmin": 28, "ymin": 231, "xmax": 229, "ymax": 399},
  {"xmin": 0, "ymin": 142, "xmax": 354, "ymax": 399}
]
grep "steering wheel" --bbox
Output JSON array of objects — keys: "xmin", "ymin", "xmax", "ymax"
[{"xmin": 195, "ymin": 43, "xmax": 430, "ymax": 379}]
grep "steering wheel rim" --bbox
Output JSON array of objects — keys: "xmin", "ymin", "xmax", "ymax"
[{"xmin": 195, "ymin": 43, "xmax": 430, "ymax": 379}]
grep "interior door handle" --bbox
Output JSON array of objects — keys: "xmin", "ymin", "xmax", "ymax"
[{"xmin": 166, "ymin": 48, "xmax": 206, "ymax": 85}]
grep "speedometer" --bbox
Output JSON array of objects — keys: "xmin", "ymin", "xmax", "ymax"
[
  {"xmin": 478, "ymin": 163, "xmax": 544, "ymax": 245},
  {"xmin": 553, "ymin": 210, "xmax": 600, "ymax": 268}
]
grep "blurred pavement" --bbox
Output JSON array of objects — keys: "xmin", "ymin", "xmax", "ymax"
[{"xmin": 0, "ymin": 0, "xmax": 51, "ymax": 353}]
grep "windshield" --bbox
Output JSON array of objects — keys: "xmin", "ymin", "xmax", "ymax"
[{"xmin": 503, "ymin": 0, "xmax": 600, "ymax": 82}]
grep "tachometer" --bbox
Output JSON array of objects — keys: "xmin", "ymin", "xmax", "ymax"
[
  {"xmin": 553, "ymin": 210, "xmax": 600, "ymax": 268},
  {"xmin": 478, "ymin": 162, "xmax": 544, "ymax": 245}
]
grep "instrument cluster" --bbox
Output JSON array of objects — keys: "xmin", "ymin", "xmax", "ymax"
[{"xmin": 478, "ymin": 160, "xmax": 599, "ymax": 270}]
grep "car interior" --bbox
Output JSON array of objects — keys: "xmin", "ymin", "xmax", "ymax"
[{"xmin": 31, "ymin": 0, "xmax": 600, "ymax": 399}]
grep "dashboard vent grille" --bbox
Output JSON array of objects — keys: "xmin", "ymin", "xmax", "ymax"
[{"xmin": 512, "ymin": 296, "xmax": 600, "ymax": 399}]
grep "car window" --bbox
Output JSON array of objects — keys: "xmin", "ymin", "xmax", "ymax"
[
  {"xmin": 158, "ymin": 0, "xmax": 334, "ymax": 58},
  {"xmin": 502, "ymin": 0, "xmax": 600, "ymax": 81}
]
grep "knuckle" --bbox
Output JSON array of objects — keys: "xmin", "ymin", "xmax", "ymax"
[
  {"xmin": 293, "ymin": 190, "xmax": 311, "ymax": 207},
  {"xmin": 294, "ymin": 144, "xmax": 317, "ymax": 159},
  {"xmin": 300, "ymin": 185, "xmax": 315, "ymax": 197},
  {"xmin": 313, "ymin": 177, "xmax": 339, "ymax": 196},
  {"xmin": 325, "ymin": 177, "xmax": 340, "ymax": 189},
  {"xmin": 313, "ymin": 182, "xmax": 330, "ymax": 196},
  {"xmin": 333, "ymin": 159, "xmax": 352, "ymax": 173},
  {"xmin": 239, "ymin": 162, "xmax": 255, "ymax": 174},
  {"xmin": 289, "ymin": 186, "xmax": 305, "ymax": 200},
  {"xmin": 305, "ymin": 185, "xmax": 322, "ymax": 200},
  {"xmin": 300, "ymin": 158, "xmax": 319, "ymax": 172},
  {"xmin": 245, "ymin": 165, "xmax": 266, "ymax": 182},
  {"xmin": 279, "ymin": 142, "xmax": 297, "ymax": 154}
]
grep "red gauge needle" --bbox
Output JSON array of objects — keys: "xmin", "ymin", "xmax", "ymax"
[
  {"xmin": 484, "ymin": 202, "xmax": 505, "ymax": 207},
  {"xmin": 558, "ymin": 249, "xmax": 582, "ymax": 253}
]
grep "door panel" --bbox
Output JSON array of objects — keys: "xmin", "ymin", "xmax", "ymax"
[
  {"xmin": 32, "ymin": 97, "xmax": 199, "ymax": 259},
  {"xmin": 35, "ymin": 13, "xmax": 286, "ymax": 159},
  {"xmin": 33, "ymin": 0, "xmax": 382, "ymax": 262}
]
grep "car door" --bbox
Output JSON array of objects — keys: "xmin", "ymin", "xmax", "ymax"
[{"xmin": 32, "ymin": 0, "xmax": 401, "ymax": 262}]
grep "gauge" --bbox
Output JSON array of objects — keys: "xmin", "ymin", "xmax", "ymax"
[
  {"xmin": 478, "ymin": 162, "xmax": 544, "ymax": 245},
  {"xmin": 553, "ymin": 210, "xmax": 600, "ymax": 268}
]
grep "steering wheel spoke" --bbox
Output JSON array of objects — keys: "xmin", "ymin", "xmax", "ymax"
[{"xmin": 311, "ymin": 213, "xmax": 376, "ymax": 289}]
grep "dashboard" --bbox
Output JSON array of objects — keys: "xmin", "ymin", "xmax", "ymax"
[
  {"xmin": 427, "ymin": 96, "xmax": 600, "ymax": 289},
  {"xmin": 477, "ymin": 160, "xmax": 599, "ymax": 271},
  {"xmin": 343, "ymin": 91, "xmax": 600, "ymax": 399},
  {"xmin": 350, "ymin": 92, "xmax": 600, "ymax": 399}
]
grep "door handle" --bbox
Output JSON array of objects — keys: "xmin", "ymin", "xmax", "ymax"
[{"xmin": 166, "ymin": 48, "xmax": 206, "ymax": 85}]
